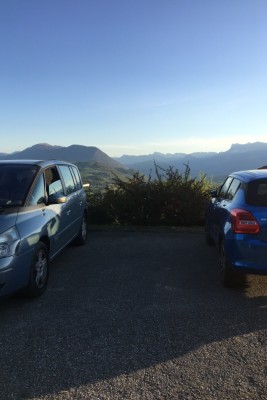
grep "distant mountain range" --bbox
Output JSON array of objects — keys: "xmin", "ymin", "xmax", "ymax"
[
  {"xmin": 1, "ymin": 142, "xmax": 267, "ymax": 183},
  {"xmin": 114, "ymin": 142, "xmax": 267, "ymax": 180},
  {"xmin": 0, "ymin": 143, "xmax": 123, "ymax": 169}
]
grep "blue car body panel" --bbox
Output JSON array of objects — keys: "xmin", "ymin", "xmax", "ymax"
[{"xmin": 206, "ymin": 169, "xmax": 267, "ymax": 276}]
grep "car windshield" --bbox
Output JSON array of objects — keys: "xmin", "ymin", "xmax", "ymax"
[{"xmin": 0, "ymin": 164, "xmax": 39, "ymax": 207}]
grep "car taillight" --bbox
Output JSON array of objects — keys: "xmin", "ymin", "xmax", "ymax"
[{"xmin": 231, "ymin": 208, "xmax": 260, "ymax": 234}]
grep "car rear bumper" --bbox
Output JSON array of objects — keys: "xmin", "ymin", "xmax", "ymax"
[{"xmin": 225, "ymin": 234, "xmax": 267, "ymax": 275}]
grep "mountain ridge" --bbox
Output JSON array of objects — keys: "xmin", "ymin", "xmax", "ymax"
[
  {"xmin": 1, "ymin": 141, "xmax": 267, "ymax": 182},
  {"xmin": 0, "ymin": 143, "xmax": 124, "ymax": 169},
  {"xmin": 114, "ymin": 142, "xmax": 267, "ymax": 180},
  {"xmin": 114, "ymin": 142, "xmax": 266, "ymax": 163}
]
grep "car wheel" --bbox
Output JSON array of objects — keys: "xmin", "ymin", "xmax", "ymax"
[
  {"xmin": 219, "ymin": 242, "xmax": 240, "ymax": 287},
  {"xmin": 74, "ymin": 213, "xmax": 87, "ymax": 245},
  {"xmin": 25, "ymin": 242, "xmax": 49, "ymax": 297}
]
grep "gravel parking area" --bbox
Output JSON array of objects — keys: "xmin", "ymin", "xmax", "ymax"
[{"xmin": 0, "ymin": 229, "xmax": 266, "ymax": 400}]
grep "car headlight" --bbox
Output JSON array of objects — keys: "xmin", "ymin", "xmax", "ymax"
[{"xmin": 0, "ymin": 227, "xmax": 20, "ymax": 258}]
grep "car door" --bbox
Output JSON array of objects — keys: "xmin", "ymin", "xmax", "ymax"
[
  {"xmin": 15, "ymin": 168, "xmax": 68, "ymax": 259},
  {"xmin": 70, "ymin": 164, "xmax": 87, "ymax": 224},
  {"xmin": 57, "ymin": 165, "xmax": 81, "ymax": 240},
  {"xmin": 44, "ymin": 166, "xmax": 75, "ymax": 255},
  {"xmin": 15, "ymin": 171, "xmax": 50, "ymax": 255},
  {"xmin": 211, "ymin": 177, "xmax": 233, "ymax": 242},
  {"xmin": 214, "ymin": 177, "xmax": 243, "ymax": 241}
]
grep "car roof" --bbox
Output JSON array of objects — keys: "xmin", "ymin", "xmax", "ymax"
[
  {"xmin": 0, "ymin": 159, "xmax": 75, "ymax": 168},
  {"xmin": 230, "ymin": 169, "xmax": 267, "ymax": 182}
]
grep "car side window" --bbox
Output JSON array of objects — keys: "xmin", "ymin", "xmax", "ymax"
[
  {"xmin": 225, "ymin": 178, "xmax": 241, "ymax": 201},
  {"xmin": 218, "ymin": 177, "xmax": 233, "ymax": 199},
  {"xmin": 58, "ymin": 165, "xmax": 76, "ymax": 195},
  {"xmin": 71, "ymin": 166, "xmax": 82, "ymax": 190},
  {"xmin": 45, "ymin": 167, "xmax": 64, "ymax": 197},
  {"xmin": 247, "ymin": 179, "xmax": 267, "ymax": 206},
  {"xmin": 28, "ymin": 173, "xmax": 46, "ymax": 206}
]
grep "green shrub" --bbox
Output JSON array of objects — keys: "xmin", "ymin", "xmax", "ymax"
[{"xmin": 87, "ymin": 163, "xmax": 213, "ymax": 226}]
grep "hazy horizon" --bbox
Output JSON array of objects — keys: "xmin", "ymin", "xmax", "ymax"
[{"xmin": 1, "ymin": 140, "xmax": 266, "ymax": 159}]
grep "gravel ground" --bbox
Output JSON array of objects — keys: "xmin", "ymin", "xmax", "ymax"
[{"xmin": 0, "ymin": 229, "xmax": 266, "ymax": 400}]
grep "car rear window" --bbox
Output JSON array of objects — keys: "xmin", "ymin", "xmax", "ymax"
[{"xmin": 246, "ymin": 179, "xmax": 267, "ymax": 206}]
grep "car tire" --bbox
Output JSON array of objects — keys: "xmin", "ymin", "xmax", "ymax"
[
  {"xmin": 219, "ymin": 242, "xmax": 241, "ymax": 287},
  {"xmin": 74, "ymin": 213, "xmax": 87, "ymax": 245},
  {"xmin": 25, "ymin": 242, "xmax": 49, "ymax": 297}
]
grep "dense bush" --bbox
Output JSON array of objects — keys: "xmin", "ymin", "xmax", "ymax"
[{"xmin": 86, "ymin": 163, "xmax": 213, "ymax": 226}]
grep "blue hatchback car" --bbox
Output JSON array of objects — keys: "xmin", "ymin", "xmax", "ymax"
[
  {"xmin": 205, "ymin": 169, "xmax": 267, "ymax": 286},
  {"xmin": 0, "ymin": 160, "xmax": 88, "ymax": 297}
]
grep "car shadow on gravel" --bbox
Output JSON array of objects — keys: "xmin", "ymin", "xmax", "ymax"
[{"xmin": 0, "ymin": 230, "xmax": 266, "ymax": 399}]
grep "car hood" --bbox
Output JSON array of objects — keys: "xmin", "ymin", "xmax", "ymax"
[{"xmin": 0, "ymin": 208, "xmax": 19, "ymax": 234}]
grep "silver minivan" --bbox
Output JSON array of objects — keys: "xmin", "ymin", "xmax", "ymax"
[{"xmin": 0, "ymin": 160, "xmax": 88, "ymax": 297}]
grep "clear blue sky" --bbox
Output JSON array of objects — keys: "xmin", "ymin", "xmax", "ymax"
[{"xmin": 1, "ymin": 0, "xmax": 266, "ymax": 156}]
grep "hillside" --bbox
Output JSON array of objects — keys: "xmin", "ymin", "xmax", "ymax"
[
  {"xmin": 0, "ymin": 143, "xmax": 123, "ymax": 169},
  {"xmin": 75, "ymin": 161, "xmax": 136, "ymax": 191}
]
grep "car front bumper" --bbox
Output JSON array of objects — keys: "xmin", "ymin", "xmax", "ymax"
[{"xmin": 0, "ymin": 250, "xmax": 33, "ymax": 297}]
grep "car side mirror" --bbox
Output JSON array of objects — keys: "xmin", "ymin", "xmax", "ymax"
[
  {"xmin": 210, "ymin": 189, "xmax": 218, "ymax": 198},
  {"xmin": 48, "ymin": 193, "xmax": 67, "ymax": 205}
]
